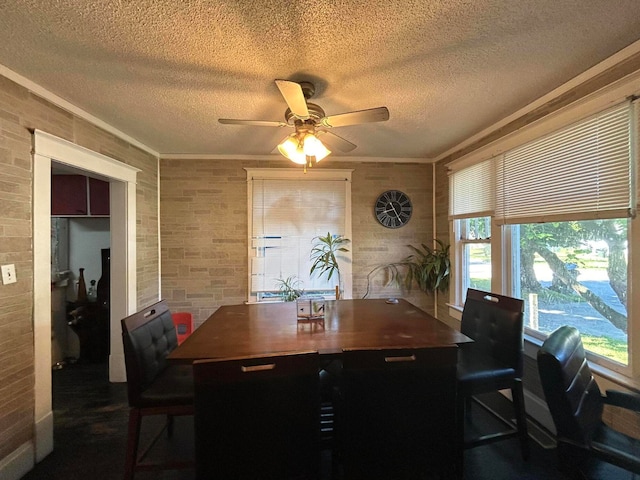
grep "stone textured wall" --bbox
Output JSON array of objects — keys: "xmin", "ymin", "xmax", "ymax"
[
  {"xmin": 0, "ymin": 74, "xmax": 159, "ymax": 462},
  {"xmin": 160, "ymin": 159, "xmax": 434, "ymax": 326},
  {"xmin": 351, "ymin": 162, "xmax": 434, "ymax": 313}
]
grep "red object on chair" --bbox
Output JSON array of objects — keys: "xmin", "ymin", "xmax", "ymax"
[{"xmin": 172, "ymin": 312, "xmax": 193, "ymax": 345}]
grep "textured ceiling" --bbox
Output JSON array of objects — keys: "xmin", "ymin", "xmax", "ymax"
[{"xmin": 1, "ymin": 1, "xmax": 640, "ymax": 159}]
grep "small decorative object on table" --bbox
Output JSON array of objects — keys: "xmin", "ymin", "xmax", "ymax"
[{"xmin": 296, "ymin": 296, "xmax": 325, "ymax": 331}]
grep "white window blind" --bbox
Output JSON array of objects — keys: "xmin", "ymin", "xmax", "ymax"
[
  {"xmin": 495, "ymin": 102, "xmax": 634, "ymax": 224},
  {"xmin": 249, "ymin": 171, "xmax": 350, "ymax": 301},
  {"xmin": 449, "ymin": 157, "xmax": 495, "ymax": 219}
]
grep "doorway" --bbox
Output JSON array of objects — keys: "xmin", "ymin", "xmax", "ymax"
[
  {"xmin": 33, "ymin": 130, "xmax": 140, "ymax": 461},
  {"xmin": 51, "ymin": 167, "xmax": 111, "ymax": 368}
]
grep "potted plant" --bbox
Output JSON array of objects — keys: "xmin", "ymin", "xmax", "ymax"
[
  {"xmin": 309, "ymin": 232, "xmax": 350, "ymax": 299},
  {"xmin": 275, "ymin": 275, "xmax": 303, "ymax": 302},
  {"xmin": 364, "ymin": 239, "xmax": 450, "ymax": 298}
]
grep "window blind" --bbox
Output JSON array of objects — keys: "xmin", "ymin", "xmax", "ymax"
[
  {"xmin": 251, "ymin": 177, "xmax": 347, "ymax": 297},
  {"xmin": 495, "ymin": 101, "xmax": 633, "ymax": 224},
  {"xmin": 449, "ymin": 157, "xmax": 495, "ymax": 219}
]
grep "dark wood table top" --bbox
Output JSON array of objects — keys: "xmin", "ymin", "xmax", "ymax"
[{"xmin": 168, "ymin": 298, "xmax": 472, "ymax": 363}]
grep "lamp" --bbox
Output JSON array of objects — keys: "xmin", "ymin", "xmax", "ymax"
[{"xmin": 277, "ymin": 122, "xmax": 331, "ymax": 169}]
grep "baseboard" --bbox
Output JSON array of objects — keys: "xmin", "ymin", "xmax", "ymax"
[
  {"xmin": 35, "ymin": 410, "xmax": 53, "ymax": 462},
  {"xmin": 0, "ymin": 442, "xmax": 35, "ymax": 480},
  {"xmin": 109, "ymin": 352, "xmax": 127, "ymax": 382},
  {"xmin": 522, "ymin": 389, "xmax": 556, "ymax": 435}
]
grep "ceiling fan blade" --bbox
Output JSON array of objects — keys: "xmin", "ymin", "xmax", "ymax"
[
  {"xmin": 218, "ymin": 118, "xmax": 289, "ymax": 127},
  {"xmin": 320, "ymin": 106, "xmax": 389, "ymax": 128},
  {"xmin": 316, "ymin": 130, "xmax": 357, "ymax": 153},
  {"xmin": 275, "ymin": 80, "xmax": 310, "ymax": 119}
]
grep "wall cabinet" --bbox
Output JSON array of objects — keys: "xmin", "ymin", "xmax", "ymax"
[{"xmin": 52, "ymin": 175, "xmax": 109, "ymax": 216}]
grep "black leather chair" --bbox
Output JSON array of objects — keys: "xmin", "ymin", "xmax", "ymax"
[
  {"xmin": 121, "ymin": 300, "xmax": 194, "ymax": 480},
  {"xmin": 538, "ymin": 325, "xmax": 640, "ymax": 478},
  {"xmin": 193, "ymin": 351, "xmax": 321, "ymax": 480},
  {"xmin": 457, "ymin": 289, "xmax": 529, "ymax": 460},
  {"xmin": 338, "ymin": 346, "xmax": 460, "ymax": 480}
]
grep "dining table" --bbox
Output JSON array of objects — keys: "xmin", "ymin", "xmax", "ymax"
[
  {"xmin": 168, "ymin": 298, "xmax": 472, "ymax": 363},
  {"xmin": 172, "ymin": 297, "xmax": 472, "ymax": 477}
]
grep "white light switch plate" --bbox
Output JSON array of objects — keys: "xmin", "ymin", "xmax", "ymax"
[{"xmin": 1, "ymin": 264, "xmax": 17, "ymax": 284}]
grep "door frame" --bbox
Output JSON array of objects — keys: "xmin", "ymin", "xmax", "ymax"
[{"xmin": 33, "ymin": 130, "xmax": 139, "ymax": 461}]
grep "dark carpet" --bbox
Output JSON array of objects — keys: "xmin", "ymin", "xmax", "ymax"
[{"xmin": 20, "ymin": 362, "xmax": 638, "ymax": 479}]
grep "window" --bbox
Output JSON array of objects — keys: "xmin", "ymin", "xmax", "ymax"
[
  {"xmin": 510, "ymin": 219, "xmax": 629, "ymax": 365},
  {"xmin": 448, "ymin": 100, "xmax": 637, "ymax": 371},
  {"xmin": 459, "ymin": 217, "xmax": 492, "ymax": 294},
  {"xmin": 449, "ymin": 158, "xmax": 495, "ymax": 302},
  {"xmin": 246, "ymin": 168, "xmax": 352, "ymax": 303}
]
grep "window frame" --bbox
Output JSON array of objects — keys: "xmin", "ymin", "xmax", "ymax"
[{"xmin": 452, "ymin": 216, "xmax": 492, "ymax": 305}]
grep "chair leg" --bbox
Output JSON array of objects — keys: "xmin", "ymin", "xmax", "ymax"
[
  {"xmin": 124, "ymin": 408, "xmax": 142, "ymax": 480},
  {"xmin": 455, "ymin": 393, "xmax": 466, "ymax": 476},
  {"xmin": 511, "ymin": 380, "xmax": 530, "ymax": 460}
]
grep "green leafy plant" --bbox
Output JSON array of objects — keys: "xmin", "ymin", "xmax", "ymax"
[
  {"xmin": 364, "ymin": 239, "xmax": 450, "ymax": 298},
  {"xmin": 275, "ymin": 275, "xmax": 303, "ymax": 302},
  {"xmin": 309, "ymin": 232, "xmax": 350, "ymax": 283}
]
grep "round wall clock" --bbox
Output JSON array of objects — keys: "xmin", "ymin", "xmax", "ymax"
[{"xmin": 374, "ymin": 190, "xmax": 412, "ymax": 228}]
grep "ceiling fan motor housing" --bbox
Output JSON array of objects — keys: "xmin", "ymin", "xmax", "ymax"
[{"xmin": 284, "ymin": 102, "xmax": 325, "ymax": 124}]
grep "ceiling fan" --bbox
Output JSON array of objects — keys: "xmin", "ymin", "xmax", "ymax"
[{"xmin": 218, "ymin": 80, "xmax": 390, "ymax": 168}]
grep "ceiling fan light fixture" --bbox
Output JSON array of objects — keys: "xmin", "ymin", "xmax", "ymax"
[
  {"xmin": 277, "ymin": 135, "xmax": 307, "ymax": 164},
  {"xmin": 303, "ymin": 134, "xmax": 331, "ymax": 162},
  {"xmin": 277, "ymin": 133, "xmax": 331, "ymax": 165}
]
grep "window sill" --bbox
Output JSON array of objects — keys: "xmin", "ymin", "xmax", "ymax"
[{"xmin": 446, "ymin": 303, "xmax": 463, "ymax": 321}]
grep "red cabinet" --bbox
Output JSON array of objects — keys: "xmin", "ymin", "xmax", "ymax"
[
  {"xmin": 52, "ymin": 175, "xmax": 109, "ymax": 216},
  {"xmin": 89, "ymin": 177, "xmax": 110, "ymax": 215}
]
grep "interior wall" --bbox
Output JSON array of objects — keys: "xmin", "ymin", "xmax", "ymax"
[
  {"xmin": 159, "ymin": 158, "xmax": 434, "ymax": 326},
  {"xmin": 0, "ymin": 72, "xmax": 160, "ymax": 474}
]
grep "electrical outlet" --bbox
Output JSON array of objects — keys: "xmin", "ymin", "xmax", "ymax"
[{"xmin": 1, "ymin": 264, "xmax": 17, "ymax": 285}]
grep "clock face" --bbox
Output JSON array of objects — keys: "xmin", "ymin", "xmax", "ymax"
[{"xmin": 375, "ymin": 190, "xmax": 412, "ymax": 229}]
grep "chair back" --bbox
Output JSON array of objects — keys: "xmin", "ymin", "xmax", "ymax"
[
  {"xmin": 171, "ymin": 311, "xmax": 193, "ymax": 345},
  {"xmin": 461, "ymin": 289, "xmax": 524, "ymax": 376},
  {"xmin": 340, "ymin": 346, "xmax": 459, "ymax": 479},
  {"xmin": 121, "ymin": 300, "xmax": 179, "ymax": 407},
  {"xmin": 537, "ymin": 325, "xmax": 604, "ymax": 445},
  {"xmin": 193, "ymin": 351, "xmax": 321, "ymax": 480}
]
